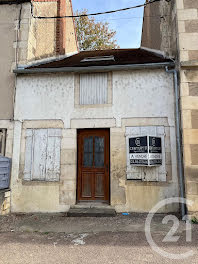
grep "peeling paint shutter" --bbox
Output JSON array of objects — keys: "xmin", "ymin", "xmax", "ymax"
[
  {"xmin": 32, "ymin": 129, "xmax": 48, "ymax": 181},
  {"xmin": 156, "ymin": 126, "xmax": 166, "ymax": 182},
  {"xmin": 0, "ymin": 155, "xmax": 11, "ymax": 189},
  {"xmin": 126, "ymin": 127, "xmax": 143, "ymax": 180},
  {"xmin": 0, "ymin": 129, "xmax": 6, "ymax": 156},
  {"xmin": 24, "ymin": 129, "xmax": 34, "ymax": 180},
  {"xmin": 24, "ymin": 129, "xmax": 62, "ymax": 181},
  {"xmin": 126, "ymin": 126, "xmax": 166, "ymax": 182},
  {"xmin": 80, "ymin": 73, "xmax": 108, "ymax": 104},
  {"xmin": 45, "ymin": 129, "xmax": 61, "ymax": 181}
]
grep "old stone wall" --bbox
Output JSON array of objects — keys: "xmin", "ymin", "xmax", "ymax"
[
  {"xmin": 28, "ymin": 0, "xmax": 78, "ymax": 61},
  {"xmin": 11, "ymin": 69, "xmax": 179, "ymax": 213},
  {"xmin": 176, "ymin": 0, "xmax": 198, "ymax": 217},
  {"xmin": 141, "ymin": 0, "xmax": 177, "ymax": 57}
]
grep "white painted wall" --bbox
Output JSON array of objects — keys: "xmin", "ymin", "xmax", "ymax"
[
  {"xmin": 15, "ymin": 69, "xmax": 175, "ymax": 127},
  {"xmin": 12, "ymin": 69, "xmax": 179, "ymax": 213}
]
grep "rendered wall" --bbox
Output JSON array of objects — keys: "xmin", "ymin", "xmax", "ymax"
[
  {"xmin": 11, "ymin": 69, "xmax": 179, "ymax": 213},
  {"xmin": 0, "ymin": 3, "xmax": 31, "ymax": 119}
]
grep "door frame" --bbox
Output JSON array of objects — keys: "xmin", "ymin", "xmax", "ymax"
[{"xmin": 76, "ymin": 128, "xmax": 110, "ymax": 204}]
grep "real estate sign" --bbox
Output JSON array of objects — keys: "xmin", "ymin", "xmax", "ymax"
[{"xmin": 129, "ymin": 136, "xmax": 162, "ymax": 166}]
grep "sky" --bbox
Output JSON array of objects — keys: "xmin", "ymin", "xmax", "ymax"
[{"xmin": 72, "ymin": 0, "xmax": 145, "ymax": 49}]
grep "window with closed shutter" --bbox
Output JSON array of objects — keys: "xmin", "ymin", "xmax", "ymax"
[
  {"xmin": 24, "ymin": 128, "xmax": 62, "ymax": 181},
  {"xmin": 79, "ymin": 73, "xmax": 108, "ymax": 105},
  {"xmin": 126, "ymin": 126, "xmax": 167, "ymax": 182}
]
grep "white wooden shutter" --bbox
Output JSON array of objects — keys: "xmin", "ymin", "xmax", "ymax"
[
  {"xmin": 80, "ymin": 73, "xmax": 108, "ymax": 104},
  {"xmin": 45, "ymin": 129, "xmax": 61, "ymax": 181},
  {"xmin": 156, "ymin": 126, "xmax": 166, "ymax": 182},
  {"xmin": 24, "ymin": 129, "xmax": 34, "ymax": 180},
  {"xmin": 126, "ymin": 126, "xmax": 166, "ymax": 182},
  {"xmin": 126, "ymin": 127, "xmax": 143, "ymax": 180},
  {"xmin": 32, "ymin": 129, "xmax": 48, "ymax": 181},
  {"xmin": 0, "ymin": 129, "xmax": 6, "ymax": 156},
  {"xmin": 24, "ymin": 128, "xmax": 62, "ymax": 181}
]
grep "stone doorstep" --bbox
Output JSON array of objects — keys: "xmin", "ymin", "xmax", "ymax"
[{"xmin": 68, "ymin": 203, "xmax": 116, "ymax": 217}]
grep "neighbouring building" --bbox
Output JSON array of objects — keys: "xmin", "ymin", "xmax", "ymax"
[
  {"xmin": 12, "ymin": 49, "xmax": 180, "ymax": 213},
  {"xmin": 142, "ymin": 0, "xmax": 198, "ymax": 217},
  {"xmin": 0, "ymin": 0, "xmax": 78, "ymax": 215}
]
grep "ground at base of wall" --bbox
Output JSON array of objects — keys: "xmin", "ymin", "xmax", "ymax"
[
  {"xmin": 0, "ymin": 190, "xmax": 10, "ymax": 215},
  {"xmin": 0, "ymin": 213, "xmax": 186, "ymax": 234}
]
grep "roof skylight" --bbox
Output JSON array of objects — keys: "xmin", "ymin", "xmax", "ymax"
[{"xmin": 80, "ymin": 55, "xmax": 115, "ymax": 63}]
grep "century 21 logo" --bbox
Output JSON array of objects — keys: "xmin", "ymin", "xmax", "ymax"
[{"xmin": 135, "ymin": 138, "xmax": 141, "ymax": 147}]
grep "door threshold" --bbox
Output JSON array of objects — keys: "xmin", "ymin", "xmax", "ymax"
[{"xmin": 72, "ymin": 202, "xmax": 113, "ymax": 209}]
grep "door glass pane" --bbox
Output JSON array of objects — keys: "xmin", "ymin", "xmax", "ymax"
[
  {"xmin": 83, "ymin": 136, "xmax": 93, "ymax": 167},
  {"xmin": 95, "ymin": 136, "xmax": 104, "ymax": 168}
]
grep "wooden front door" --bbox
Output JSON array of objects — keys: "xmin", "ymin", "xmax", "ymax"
[{"xmin": 77, "ymin": 129, "xmax": 110, "ymax": 203}]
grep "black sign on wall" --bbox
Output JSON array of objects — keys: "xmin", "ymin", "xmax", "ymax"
[
  {"xmin": 149, "ymin": 137, "xmax": 162, "ymax": 165},
  {"xmin": 129, "ymin": 136, "xmax": 162, "ymax": 166}
]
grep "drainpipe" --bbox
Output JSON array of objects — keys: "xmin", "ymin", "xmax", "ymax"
[{"xmin": 165, "ymin": 67, "xmax": 186, "ymax": 219}]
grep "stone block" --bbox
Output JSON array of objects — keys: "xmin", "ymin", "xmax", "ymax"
[
  {"xmin": 62, "ymin": 129, "xmax": 76, "ymax": 138},
  {"xmin": 110, "ymin": 133, "xmax": 125, "ymax": 150},
  {"xmin": 182, "ymin": 110, "xmax": 192, "ymax": 129},
  {"xmin": 71, "ymin": 118, "xmax": 116, "ymax": 129},
  {"xmin": 192, "ymin": 110, "xmax": 198, "ymax": 128},
  {"xmin": 176, "ymin": 0, "xmax": 184, "ymax": 9},
  {"xmin": 183, "ymin": 0, "xmax": 198, "ymax": 9},
  {"xmin": 181, "ymin": 96, "xmax": 198, "ymax": 110},
  {"xmin": 180, "ymin": 51, "xmax": 189, "ymax": 61},
  {"xmin": 183, "ymin": 129, "xmax": 198, "ymax": 144},
  {"xmin": 191, "ymin": 144, "xmax": 198, "ymax": 165},
  {"xmin": 189, "ymin": 83, "xmax": 198, "ymax": 96},
  {"xmin": 179, "ymin": 33, "xmax": 198, "ymax": 50},
  {"xmin": 62, "ymin": 180, "xmax": 76, "ymax": 191},
  {"xmin": 121, "ymin": 118, "xmax": 169, "ymax": 127},
  {"xmin": 188, "ymin": 51, "xmax": 198, "ymax": 61},
  {"xmin": 183, "ymin": 145, "xmax": 192, "ymax": 166},
  {"xmin": 184, "ymin": 166, "xmax": 198, "ymax": 181},
  {"xmin": 185, "ymin": 20, "xmax": 198, "ymax": 33},
  {"xmin": 178, "ymin": 21, "xmax": 186, "ymax": 33},
  {"xmin": 61, "ymin": 137, "xmax": 76, "ymax": 150},
  {"xmin": 59, "ymin": 190, "xmax": 76, "ymax": 205},
  {"xmin": 177, "ymin": 9, "xmax": 197, "ymax": 21},
  {"xmin": 61, "ymin": 150, "xmax": 76, "ymax": 165},
  {"xmin": 60, "ymin": 164, "xmax": 76, "ymax": 181},
  {"xmin": 23, "ymin": 120, "xmax": 64, "ymax": 129},
  {"xmin": 186, "ymin": 69, "xmax": 198, "ymax": 82},
  {"xmin": 186, "ymin": 182, "xmax": 198, "ymax": 195},
  {"xmin": 186, "ymin": 194, "xmax": 198, "ymax": 212},
  {"xmin": 180, "ymin": 83, "xmax": 189, "ymax": 96}
]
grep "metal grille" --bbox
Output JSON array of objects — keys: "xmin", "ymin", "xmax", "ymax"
[{"xmin": 0, "ymin": 129, "xmax": 6, "ymax": 156}]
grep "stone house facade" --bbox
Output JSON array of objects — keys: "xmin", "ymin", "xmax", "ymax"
[
  {"xmin": 0, "ymin": 0, "xmax": 78, "ymax": 215},
  {"xmin": 12, "ymin": 49, "xmax": 180, "ymax": 213},
  {"xmin": 142, "ymin": 0, "xmax": 198, "ymax": 217}
]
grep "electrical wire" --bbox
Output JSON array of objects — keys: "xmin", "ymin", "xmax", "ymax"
[{"xmin": 30, "ymin": 0, "xmax": 164, "ymax": 19}]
